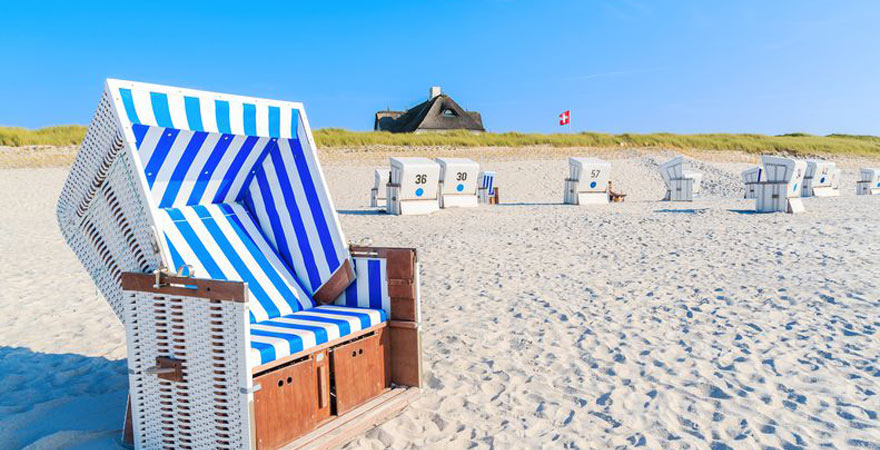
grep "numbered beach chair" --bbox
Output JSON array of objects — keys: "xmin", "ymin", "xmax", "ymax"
[
  {"xmin": 742, "ymin": 166, "xmax": 762, "ymax": 199},
  {"xmin": 564, "ymin": 157, "xmax": 610, "ymax": 205},
  {"xmin": 477, "ymin": 170, "xmax": 498, "ymax": 204},
  {"xmin": 370, "ymin": 168, "xmax": 389, "ymax": 208},
  {"xmin": 755, "ymin": 155, "xmax": 806, "ymax": 213},
  {"xmin": 659, "ymin": 156, "xmax": 702, "ymax": 201},
  {"xmin": 435, "ymin": 157, "xmax": 479, "ymax": 208},
  {"xmin": 56, "ymin": 79, "xmax": 422, "ymax": 450},
  {"xmin": 387, "ymin": 157, "xmax": 441, "ymax": 215},
  {"xmin": 802, "ymin": 159, "xmax": 840, "ymax": 197},
  {"xmin": 856, "ymin": 168, "xmax": 880, "ymax": 195}
]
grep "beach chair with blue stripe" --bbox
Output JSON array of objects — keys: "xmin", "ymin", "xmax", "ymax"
[
  {"xmin": 742, "ymin": 166, "xmax": 762, "ymax": 199},
  {"xmin": 57, "ymin": 79, "xmax": 423, "ymax": 450},
  {"xmin": 477, "ymin": 170, "xmax": 497, "ymax": 204}
]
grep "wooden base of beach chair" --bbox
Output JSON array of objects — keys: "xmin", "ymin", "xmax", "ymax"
[
  {"xmin": 283, "ymin": 386, "xmax": 418, "ymax": 450},
  {"xmin": 490, "ymin": 187, "xmax": 499, "ymax": 204},
  {"xmin": 252, "ymin": 327, "xmax": 394, "ymax": 450}
]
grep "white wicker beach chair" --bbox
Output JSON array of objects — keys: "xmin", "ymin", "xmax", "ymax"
[
  {"xmin": 802, "ymin": 159, "xmax": 840, "ymax": 197},
  {"xmin": 857, "ymin": 168, "xmax": 880, "ymax": 195},
  {"xmin": 742, "ymin": 166, "xmax": 762, "ymax": 199},
  {"xmin": 476, "ymin": 170, "xmax": 497, "ymax": 204},
  {"xmin": 659, "ymin": 156, "xmax": 701, "ymax": 201},
  {"xmin": 564, "ymin": 157, "xmax": 610, "ymax": 205},
  {"xmin": 386, "ymin": 157, "xmax": 440, "ymax": 215},
  {"xmin": 755, "ymin": 155, "xmax": 806, "ymax": 213},
  {"xmin": 370, "ymin": 168, "xmax": 389, "ymax": 208},
  {"xmin": 57, "ymin": 79, "xmax": 422, "ymax": 450},
  {"xmin": 435, "ymin": 157, "xmax": 479, "ymax": 208}
]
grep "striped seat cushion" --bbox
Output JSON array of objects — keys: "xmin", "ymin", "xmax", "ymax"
[
  {"xmin": 156, "ymin": 202, "xmax": 315, "ymax": 323},
  {"xmin": 249, "ymin": 305, "xmax": 387, "ymax": 367}
]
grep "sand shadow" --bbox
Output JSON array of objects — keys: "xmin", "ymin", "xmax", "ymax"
[
  {"xmin": 497, "ymin": 202, "xmax": 564, "ymax": 207},
  {"xmin": 336, "ymin": 209, "xmax": 387, "ymax": 216},
  {"xmin": 654, "ymin": 208, "xmax": 709, "ymax": 214},
  {"xmin": 0, "ymin": 346, "xmax": 129, "ymax": 449},
  {"xmin": 728, "ymin": 209, "xmax": 762, "ymax": 215}
]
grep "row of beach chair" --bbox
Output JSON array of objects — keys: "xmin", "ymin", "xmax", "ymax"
[
  {"xmin": 54, "ymin": 79, "xmax": 880, "ymax": 450},
  {"xmin": 371, "ymin": 157, "xmax": 497, "ymax": 215}
]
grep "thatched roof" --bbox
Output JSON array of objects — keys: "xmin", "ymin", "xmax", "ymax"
[{"xmin": 374, "ymin": 94, "xmax": 485, "ymax": 133}]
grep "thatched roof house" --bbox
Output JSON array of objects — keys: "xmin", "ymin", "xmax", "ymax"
[{"xmin": 374, "ymin": 87, "xmax": 485, "ymax": 133}]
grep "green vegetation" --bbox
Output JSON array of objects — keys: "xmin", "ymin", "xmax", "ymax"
[
  {"xmin": 0, "ymin": 125, "xmax": 87, "ymax": 146},
  {"xmin": 2, "ymin": 126, "xmax": 879, "ymax": 158},
  {"xmin": 314, "ymin": 129, "xmax": 880, "ymax": 157}
]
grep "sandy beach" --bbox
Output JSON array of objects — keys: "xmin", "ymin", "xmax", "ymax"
[{"xmin": 1, "ymin": 149, "xmax": 878, "ymax": 449}]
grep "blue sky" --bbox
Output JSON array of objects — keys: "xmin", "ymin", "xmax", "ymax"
[{"xmin": 1, "ymin": 1, "xmax": 878, "ymax": 134}]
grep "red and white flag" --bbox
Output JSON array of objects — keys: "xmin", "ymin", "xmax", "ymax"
[{"xmin": 559, "ymin": 110, "xmax": 570, "ymax": 126}]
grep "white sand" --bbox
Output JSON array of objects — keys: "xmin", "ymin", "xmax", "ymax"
[{"xmin": 1, "ymin": 151, "xmax": 878, "ymax": 449}]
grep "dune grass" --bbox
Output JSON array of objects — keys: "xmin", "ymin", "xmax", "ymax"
[
  {"xmin": 0, "ymin": 126, "xmax": 87, "ymax": 147},
  {"xmin": 314, "ymin": 129, "xmax": 880, "ymax": 157},
  {"xmin": 2, "ymin": 126, "xmax": 880, "ymax": 158}
]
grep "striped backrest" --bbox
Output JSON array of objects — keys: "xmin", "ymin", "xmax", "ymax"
[
  {"xmin": 156, "ymin": 203, "xmax": 314, "ymax": 323},
  {"xmin": 107, "ymin": 79, "xmax": 352, "ymax": 310},
  {"xmin": 334, "ymin": 257, "xmax": 390, "ymax": 316}
]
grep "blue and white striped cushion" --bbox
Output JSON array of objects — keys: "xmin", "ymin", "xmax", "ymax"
[
  {"xmin": 243, "ymin": 136, "xmax": 349, "ymax": 297},
  {"xmin": 157, "ymin": 203, "xmax": 314, "ymax": 323},
  {"xmin": 334, "ymin": 257, "xmax": 390, "ymax": 317},
  {"xmin": 249, "ymin": 305, "xmax": 387, "ymax": 367},
  {"xmin": 130, "ymin": 125, "xmax": 276, "ymax": 209},
  {"xmin": 117, "ymin": 82, "xmax": 352, "ymax": 300}
]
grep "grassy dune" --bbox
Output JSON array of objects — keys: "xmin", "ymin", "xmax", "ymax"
[
  {"xmin": 0, "ymin": 126, "xmax": 87, "ymax": 147},
  {"xmin": 2, "ymin": 126, "xmax": 880, "ymax": 158}
]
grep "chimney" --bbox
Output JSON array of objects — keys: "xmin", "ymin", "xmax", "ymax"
[{"xmin": 429, "ymin": 86, "xmax": 442, "ymax": 100}]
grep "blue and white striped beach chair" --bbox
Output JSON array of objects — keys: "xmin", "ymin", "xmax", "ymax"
[
  {"xmin": 57, "ymin": 80, "xmax": 422, "ymax": 450},
  {"xmin": 477, "ymin": 170, "xmax": 497, "ymax": 204}
]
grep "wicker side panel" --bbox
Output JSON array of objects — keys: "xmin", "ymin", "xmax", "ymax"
[
  {"xmin": 125, "ymin": 290, "xmax": 253, "ymax": 450},
  {"xmin": 57, "ymin": 91, "xmax": 160, "ymax": 323}
]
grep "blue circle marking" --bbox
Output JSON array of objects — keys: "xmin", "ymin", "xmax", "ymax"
[
  {"xmin": 415, "ymin": 188, "xmax": 424, "ymax": 197},
  {"xmin": 876, "ymin": 182, "xmax": 880, "ymax": 188},
  {"xmin": 793, "ymin": 183, "xmax": 798, "ymax": 192},
  {"xmin": 589, "ymin": 181, "xmax": 597, "ymax": 189},
  {"xmin": 820, "ymin": 177, "xmax": 825, "ymax": 184},
  {"xmin": 456, "ymin": 183, "xmax": 464, "ymax": 192}
]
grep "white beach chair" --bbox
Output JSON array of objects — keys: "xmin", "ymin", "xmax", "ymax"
[
  {"xmin": 856, "ymin": 168, "xmax": 880, "ymax": 195},
  {"xmin": 802, "ymin": 160, "xmax": 840, "ymax": 197},
  {"xmin": 477, "ymin": 170, "xmax": 497, "ymax": 204},
  {"xmin": 756, "ymin": 155, "xmax": 806, "ymax": 213},
  {"xmin": 57, "ymin": 79, "xmax": 422, "ymax": 450},
  {"xmin": 435, "ymin": 157, "xmax": 479, "ymax": 208},
  {"xmin": 564, "ymin": 157, "xmax": 610, "ymax": 205},
  {"xmin": 659, "ymin": 156, "xmax": 701, "ymax": 201},
  {"xmin": 742, "ymin": 166, "xmax": 762, "ymax": 199},
  {"xmin": 370, "ymin": 168, "xmax": 390, "ymax": 208},
  {"xmin": 387, "ymin": 157, "xmax": 441, "ymax": 215}
]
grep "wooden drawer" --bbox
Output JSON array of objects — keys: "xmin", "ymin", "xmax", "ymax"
[
  {"xmin": 331, "ymin": 328, "xmax": 390, "ymax": 415},
  {"xmin": 254, "ymin": 352, "xmax": 327, "ymax": 450}
]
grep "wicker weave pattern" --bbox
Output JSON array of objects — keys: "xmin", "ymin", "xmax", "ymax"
[
  {"xmin": 57, "ymin": 92, "xmax": 161, "ymax": 323},
  {"xmin": 125, "ymin": 288, "xmax": 252, "ymax": 449}
]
